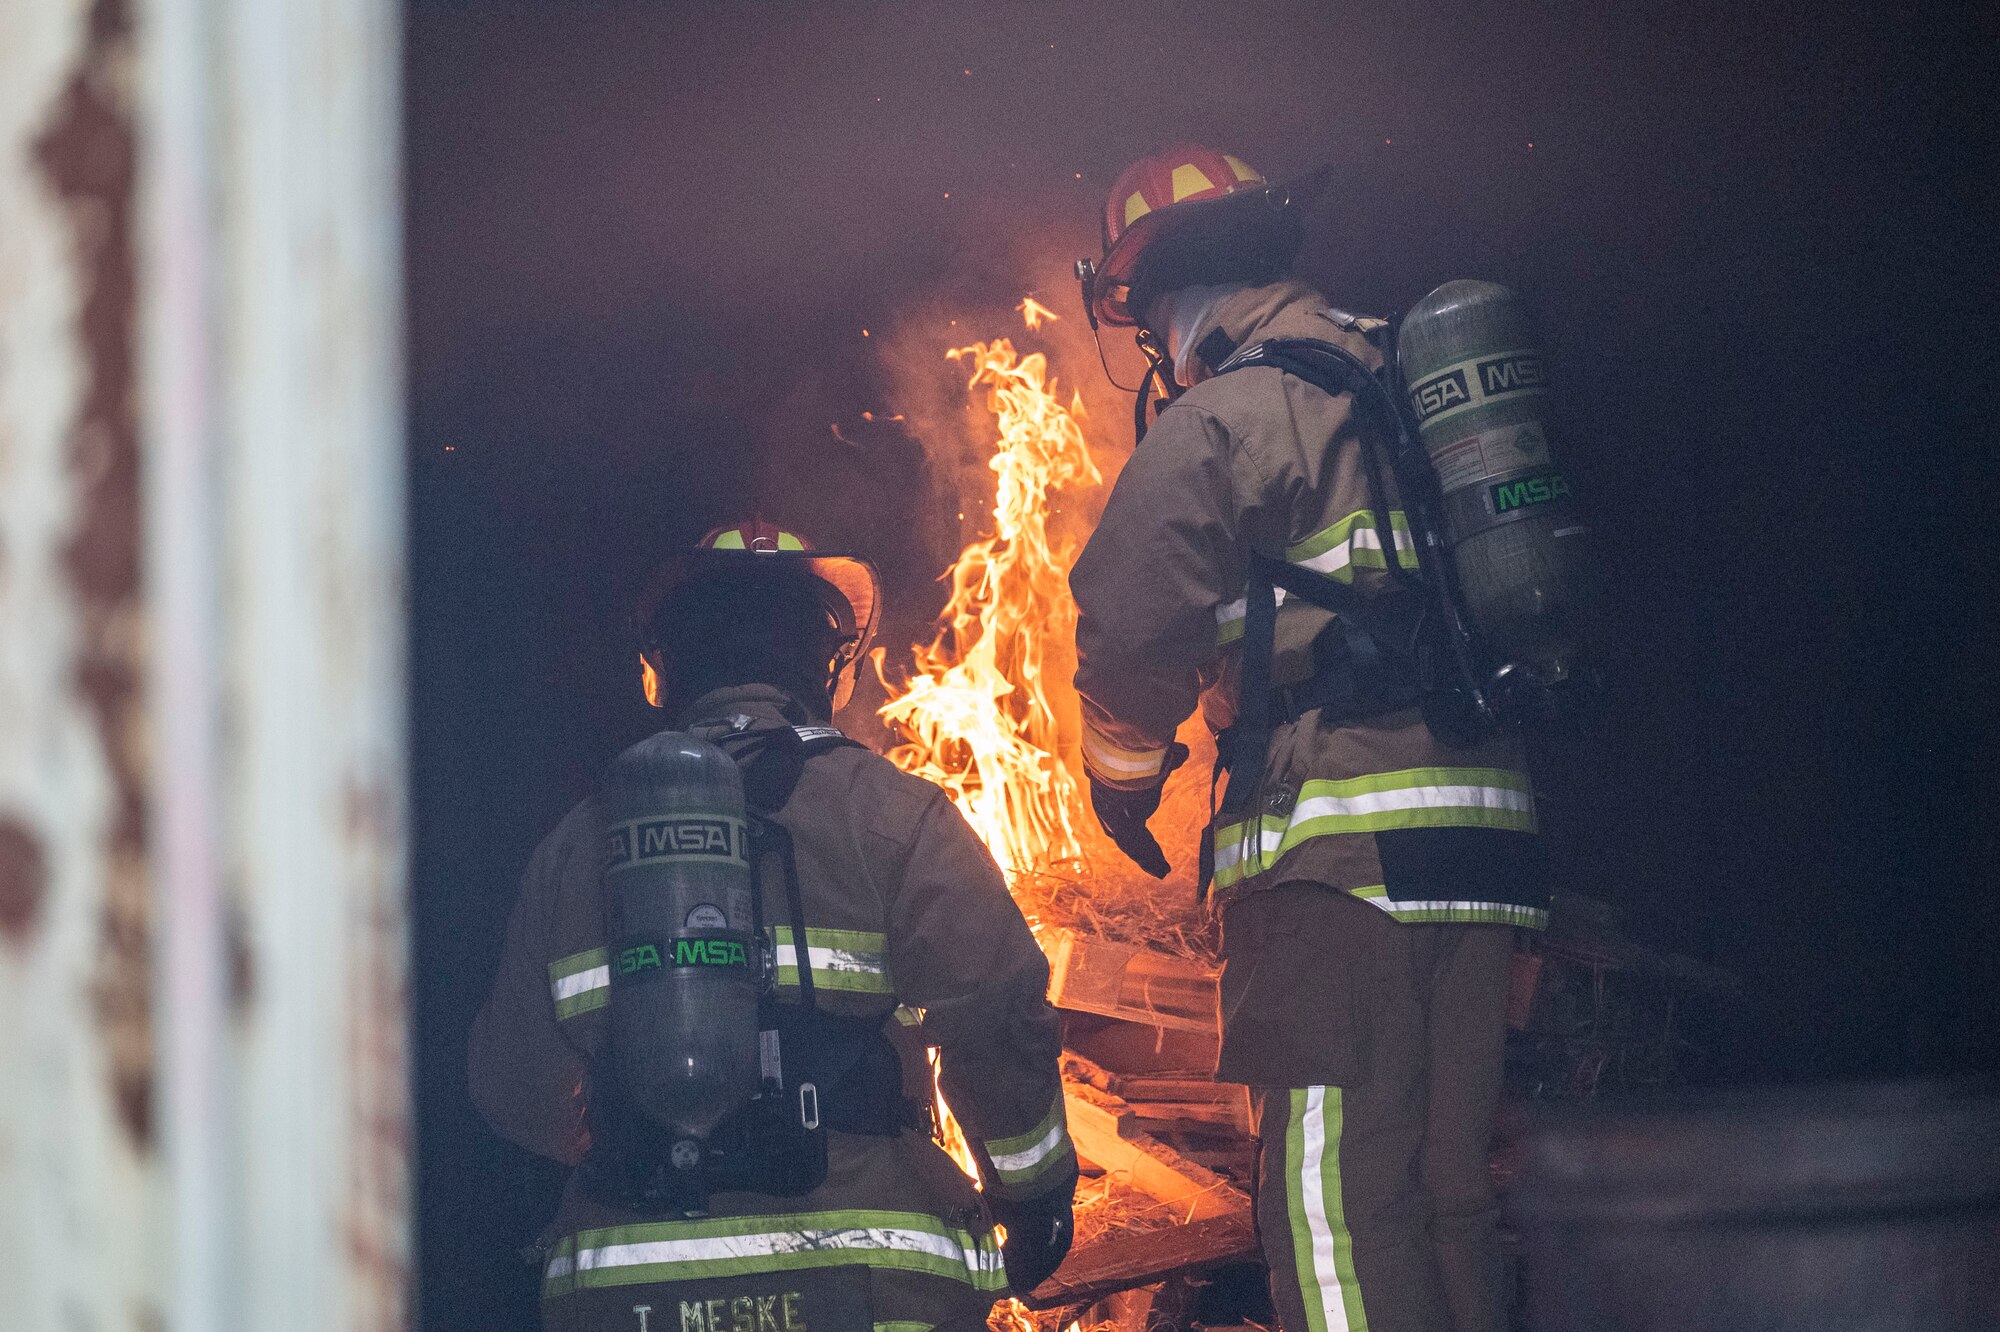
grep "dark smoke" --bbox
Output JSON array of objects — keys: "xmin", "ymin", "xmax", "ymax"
[{"xmin": 407, "ymin": 2, "xmax": 1997, "ymax": 1325}]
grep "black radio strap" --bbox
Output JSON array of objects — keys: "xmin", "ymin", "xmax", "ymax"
[{"xmin": 1210, "ymin": 339, "xmax": 1433, "ymax": 828}]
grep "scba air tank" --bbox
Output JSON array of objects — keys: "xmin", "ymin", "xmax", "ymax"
[
  {"xmin": 1396, "ymin": 280, "xmax": 1590, "ymax": 684},
  {"xmin": 601, "ymin": 732, "xmax": 762, "ymax": 1144}
]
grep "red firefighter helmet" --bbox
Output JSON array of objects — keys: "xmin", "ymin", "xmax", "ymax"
[
  {"xmin": 1079, "ymin": 142, "xmax": 1307, "ymax": 328},
  {"xmin": 634, "ymin": 517, "xmax": 883, "ymax": 708}
]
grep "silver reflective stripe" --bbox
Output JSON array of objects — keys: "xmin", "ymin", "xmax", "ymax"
[
  {"xmin": 1350, "ymin": 886, "xmax": 1547, "ymax": 927},
  {"xmin": 1081, "ymin": 726, "xmax": 1167, "ymax": 781},
  {"xmin": 985, "ymin": 1094, "xmax": 1072, "ymax": 1187},
  {"xmin": 1212, "ymin": 768, "xmax": 1536, "ymax": 891},
  {"xmin": 552, "ymin": 966, "xmax": 609, "ymax": 1002},
  {"xmin": 542, "ymin": 1211, "xmax": 1009, "ymax": 1296},
  {"xmin": 548, "ymin": 947, "xmax": 612, "ymax": 1020},
  {"xmin": 1216, "ymin": 587, "xmax": 1288, "ymax": 643},
  {"xmin": 769, "ymin": 927, "xmax": 893, "ymax": 994},
  {"xmin": 1214, "ymin": 782, "xmax": 1535, "ymax": 876},
  {"xmin": 1292, "ymin": 521, "xmax": 1414, "ymax": 579},
  {"xmin": 987, "ymin": 1122, "xmax": 1065, "ymax": 1174}
]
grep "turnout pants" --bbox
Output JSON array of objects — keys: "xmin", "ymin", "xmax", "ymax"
[{"xmin": 1220, "ymin": 883, "xmax": 1514, "ymax": 1332}]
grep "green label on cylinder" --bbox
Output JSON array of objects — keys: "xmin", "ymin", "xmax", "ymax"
[
  {"xmin": 615, "ymin": 935, "xmax": 751, "ymax": 979},
  {"xmin": 1488, "ymin": 469, "xmax": 1573, "ymax": 515}
]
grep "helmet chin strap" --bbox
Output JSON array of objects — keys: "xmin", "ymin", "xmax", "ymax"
[
  {"xmin": 1073, "ymin": 256, "xmax": 1185, "ymax": 444},
  {"xmin": 1131, "ymin": 326, "xmax": 1183, "ymax": 443}
]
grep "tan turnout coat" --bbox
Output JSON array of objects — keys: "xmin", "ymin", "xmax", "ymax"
[
  {"xmin": 1069, "ymin": 280, "xmax": 1548, "ymax": 1085},
  {"xmin": 470, "ymin": 685, "xmax": 1073, "ymax": 1330}
]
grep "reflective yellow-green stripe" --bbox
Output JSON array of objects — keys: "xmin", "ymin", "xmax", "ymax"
[
  {"xmin": 1284, "ymin": 508, "xmax": 1417, "ymax": 581},
  {"xmin": 548, "ymin": 947, "xmax": 610, "ymax": 1020},
  {"xmin": 541, "ymin": 1208, "xmax": 1008, "ymax": 1299},
  {"xmin": 1081, "ymin": 723, "xmax": 1169, "ymax": 785},
  {"xmin": 1213, "ymin": 768, "xmax": 1535, "ymax": 891},
  {"xmin": 770, "ymin": 926, "xmax": 893, "ymax": 995},
  {"xmin": 1348, "ymin": 884, "xmax": 1548, "ymax": 927},
  {"xmin": 1217, "ymin": 510, "xmax": 1419, "ymax": 647},
  {"xmin": 983, "ymin": 1092, "xmax": 1074, "ymax": 1188},
  {"xmin": 1284, "ymin": 1087, "xmax": 1368, "ymax": 1332}
]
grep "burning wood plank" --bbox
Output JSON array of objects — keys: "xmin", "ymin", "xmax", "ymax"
[
  {"xmin": 1045, "ymin": 928, "xmax": 1220, "ymax": 1036},
  {"xmin": 1022, "ymin": 1211, "xmax": 1261, "ymax": 1311},
  {"xmin": 1063, "ymin": 1085, "xmax": 1249, "ymax": 1220}
]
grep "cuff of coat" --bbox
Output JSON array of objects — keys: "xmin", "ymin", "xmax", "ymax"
[
  {"xmin": 981, "ymin": 1092, "xmax": 1076, "ymax": 1195},
  {"xmin": 1081, "ymin": 722, "xmax": 1170, "ymax": 791}
]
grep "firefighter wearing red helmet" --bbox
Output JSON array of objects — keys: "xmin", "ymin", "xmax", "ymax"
[
  {"xmin": 471, "ymin": 519, "xmax": 1076, "ymax": 1330},
  {"xmin": 1072, "ymin": 148, "xmax": 1549, "ymax": 1332}
]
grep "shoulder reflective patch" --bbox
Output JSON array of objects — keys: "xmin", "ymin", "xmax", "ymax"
[{"xmin": 548, "ymin": 947, "xmax": 611, "ymax": 1020}]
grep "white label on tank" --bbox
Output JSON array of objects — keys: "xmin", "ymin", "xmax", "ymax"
[
  {"xmin": 1430, "ymin": 423, "xmax": 1551, "ymax": 491},
  {"xmin": 760, "ymin": 1029, "xmax": 783, "ymax": 1082},
  {"xmin": 684, "ymin": 903, "xmax": 727, "ymax": 929}
]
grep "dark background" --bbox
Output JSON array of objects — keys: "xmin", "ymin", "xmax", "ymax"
[{"xmin": 406, "ymin": 2, "xmax": 1997, "ymax": 1326}]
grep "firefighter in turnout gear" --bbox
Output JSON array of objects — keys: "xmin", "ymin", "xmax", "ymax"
[
  {"xmin": 1071, "ymin": 147, "xmax": 1549, "ymax": 1332},
  {"xmin": 470, "ymin": 519, "xmax": 1076, "ymax": 1331}
]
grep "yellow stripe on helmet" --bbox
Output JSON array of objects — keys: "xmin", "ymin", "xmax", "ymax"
[
  {"xmin": 1223, "ymin": 154, "xmax": 1262, "ymax": 184},
  {"xmin": 1170, "ymin": 162, "xmax": 1217, "ymax": 201}
]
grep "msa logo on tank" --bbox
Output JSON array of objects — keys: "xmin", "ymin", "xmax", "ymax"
[
  {"xmin": 1407, "ymin": 350, "xmax": 1548, "ymax": 425},
  {"xmin": 606, "ymin": 814, "xmax": 749, "ymax": 868},
  {"xmin": 617, "ymin": 935, "xmax": 751, "ymax": 976},
  {"xmin": 1487, "ymin": 468, "xmax": 1573, "ymax": 515}
]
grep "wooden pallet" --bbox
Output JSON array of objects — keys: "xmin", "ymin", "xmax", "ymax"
[
  {"xmin": 1063, "ymin": 1085, "xmax": 1249, "ymax": 1221},
  {"xmin": 1046, "ymin": 929, "xmax": 1220, "ymax": 1035},
  {"xmin": 1023, "ymin": 1211, "xmax": 1261, "ymax": 1311}
]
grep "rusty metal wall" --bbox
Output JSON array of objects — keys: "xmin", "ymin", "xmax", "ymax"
[
  {"xmin": 146, "ymin": 0, "xmax": 411, "ymax": 1325},
  {"xmin": 0, "ymin": 0, "xmax": 156, "ymax": 1324},
  {"xmin": 0, "ymin": 0, "xmax": 408, "ymax": 1326}
]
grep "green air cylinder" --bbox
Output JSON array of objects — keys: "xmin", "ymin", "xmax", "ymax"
[
  {"xmin": 600, "ymin": 732, "xmax": 761, "ymax": 1144},
  {"xmin": 1396, "ymin": 280, "xmax": 1590, "ymax": 676}
]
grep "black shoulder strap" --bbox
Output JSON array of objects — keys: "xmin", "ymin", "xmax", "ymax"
[
  {"xmin": 1209, "ymin": 338, "xmax": 1434, "ymax": 830},
  {"xmin": 704, "ymin": 722, "xmax": 863, "ymax": 816},
  {"xmin": 1217, "ymin": 336, "xmax": 1429, "ymax": 596},
  {"xmin": 699, "ymin": 720, "xmax": 864, "ymax": 1006}
]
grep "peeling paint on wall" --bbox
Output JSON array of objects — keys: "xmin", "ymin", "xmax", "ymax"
[
  {"xmin": 34, "ymin": 0, "xmax": 152, "ymax": 1152},
  {"xmin": 0, "ymin": 818, "xmax": 49, "ymax": 944},
  {"xmin": 0, "ymin": 0, "xmax": 155, "ymax": 1323},
  {"xmin": 5, "ymin": 0, "xmax": 407, "ymax": 1324},
  {"xmin": 149, "ymin": 0, "xmax": 412, "ymax": 1325}
]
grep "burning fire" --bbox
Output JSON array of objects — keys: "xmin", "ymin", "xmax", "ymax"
[
  {"xmin": 876, "ymin": 304, "xmax": 1107, "ymax": 1332},
  {"xmin": 875, "ymin": 314, "xmax": 1101, "ymax": 879}
]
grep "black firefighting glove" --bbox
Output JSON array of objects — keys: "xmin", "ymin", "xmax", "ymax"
[
  {"xmin": 1088, "ymin": 741, "xmax": 1188, "ymax": 879},
  {"xmin": 988, "ymin": 1189, "xmax": 1075, "ymax": 1296}
]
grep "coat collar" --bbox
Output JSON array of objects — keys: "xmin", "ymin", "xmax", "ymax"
[{"xmin": 673, "ymin": 684, "xmax": 820, "ymax": 733}]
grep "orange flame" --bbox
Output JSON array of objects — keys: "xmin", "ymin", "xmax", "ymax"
[
  {"xmin": 881, "ymin": 306, "xmax": 1108, "ymax": 1332},
  {"xmin": 875, "ymin": 319, "xmax": 1101, "ymax": 879},
  {"xmin": 1017, "ymin": 296, "xmax": 1061, "ymax": 330}
]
